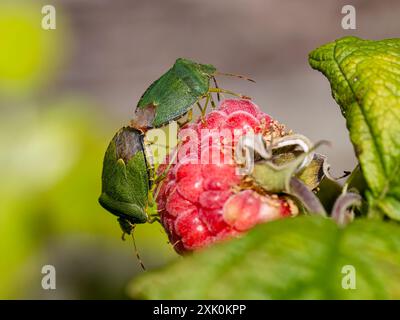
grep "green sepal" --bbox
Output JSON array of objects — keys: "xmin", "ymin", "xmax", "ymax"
[
  {"xmin": 251, "ymin": 151, "xmax": 323, "ymax": 193},
  {"xmin": 251, "ymin": 151, "xmax": 327, "ymax": 216}
]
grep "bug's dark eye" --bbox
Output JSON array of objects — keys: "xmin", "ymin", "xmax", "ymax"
[{"xmin": 115, "ymin": 127, "xmax": 144, "ymax": 163}]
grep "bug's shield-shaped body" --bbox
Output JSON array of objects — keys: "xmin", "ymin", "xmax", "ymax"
[
  {"xmin": 132, "ymin": 58, "xmax": 216, "ymax": 129},
  {"xmin": 99, "ymin": 127, "xmax": 150, "ymax": 229}
]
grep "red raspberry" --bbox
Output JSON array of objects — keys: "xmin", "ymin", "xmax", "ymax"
[{"xmin": 156, "ymin": 99, "xmax": 298, "ymax": 254}]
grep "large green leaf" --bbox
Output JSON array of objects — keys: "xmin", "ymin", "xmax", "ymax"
[
  {"xmin": 309, "ymin": 37, "xmax": 400, "ymax": 219},
  {"xmin": 129, "ymin": 217, "xmax": 400, "ymax": 299}
]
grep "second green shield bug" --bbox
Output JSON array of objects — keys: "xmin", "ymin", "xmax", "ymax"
[
  {"xmin": 99, "ymin": 127, "xmax": 155, "ymax": 236},
  {"xmin": 131, "ymin": 58, "xmax": 252, "ymax": 130}
]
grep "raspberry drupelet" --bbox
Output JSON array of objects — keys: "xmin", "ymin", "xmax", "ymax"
[{"xmin": 156, "ymin": 99, "xmax": 298, "ymax": 254}]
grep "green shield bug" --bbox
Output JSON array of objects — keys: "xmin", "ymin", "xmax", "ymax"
[
  {"xmin": 99, "ymin": 127, "xmax": 154, "ymax": 236},
  {"xmin": 131, "ymin": 58, "xmax": 253, "ymax": 130}
]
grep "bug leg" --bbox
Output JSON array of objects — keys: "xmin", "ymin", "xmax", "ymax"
[
  {"xmin": 209, "ymin": 92, "xmax": 217, "ymax": 109},
  {"xmin": 177, "ymin": 109, "xmax": 193, "ymax": 127},
  {"xmin": 195, "ymin": 95, "xmax": 209, "ymax": 124},
  {"xmin": 209, "ymin": 87, "xmax": 251, "ymax": 100},
  {"xmin": 151, "ymin": 147, "xmax": 179, "ymax": 205},
  {"xmin": 212, "ymin": 76, "xmax": 221, "ymax": 101},
  {"xmin": 196, "ymin": 102, "xmax": 206, "ymax": 123},
  {"xmin": 153, "ymin": 148, "xmax": 178, "ymax": 185},
  {"xmin": 147, "ymin": 215, "xmax": 161, "ymax": 224}
]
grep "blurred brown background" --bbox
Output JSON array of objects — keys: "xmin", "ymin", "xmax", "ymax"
[
  {"xmin": 1, "ymin": 0, "xmax": 399, "ymax": 299},
  {"xmin": 54, "ymin": 0, "xmax": 399, "ymax": 173}
]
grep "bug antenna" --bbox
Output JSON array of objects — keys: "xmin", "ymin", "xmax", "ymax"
[
  {"xmin": 131, "ymin": 232, "xmax": 146, "ymax": 271},
  {"xmin": 212, "ymin": 76, "xmax": 221, "ymax": 101},
  {"xmin": 216, "ymin": 72, "xmax": 256, "ymax": 83}
]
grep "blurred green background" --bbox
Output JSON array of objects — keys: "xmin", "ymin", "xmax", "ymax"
[
  {"xmin": 1, "ymin": 0, "xmax": 399, "ymax": 299},
  {"xmin": 0, "ymin": 1, "xmax": 176, "ymax": 299}
]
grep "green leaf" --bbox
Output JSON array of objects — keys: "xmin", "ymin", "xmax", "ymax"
[
  {"xmin": 309, "ymin": 36, "xmax": 400, "ymax": 219},
  {"xmin": 129, "ymin": 217, "xmax": 400, "ymax": 299}
]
